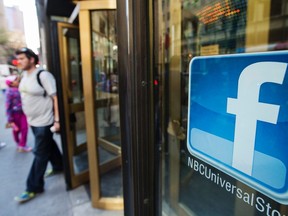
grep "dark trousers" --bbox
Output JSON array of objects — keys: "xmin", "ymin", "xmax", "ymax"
[{"xmin": 26, "ymin": 125, "xmax": 63, "ymax": 193}]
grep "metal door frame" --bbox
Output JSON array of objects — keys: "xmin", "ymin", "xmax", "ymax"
[{"xmin": 78, "ymin": 0, "xmax": 123, "ymax": 210}]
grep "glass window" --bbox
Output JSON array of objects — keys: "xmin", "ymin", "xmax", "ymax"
[{"xmin": 155, "ymin": 0, "xmax": 288, "ymax": 215}]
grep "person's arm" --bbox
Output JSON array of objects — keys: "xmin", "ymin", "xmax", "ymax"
[
  {"xmin": 40, "ymin": 71, "xmax": 60, "ymax": 130},
  {"xmin": 5, "ymin": 89, "xmax": 14, "ymax": 123},
  {"xmin": 52, "ymin": 95, "xmax": 60, "ymax": 131}
]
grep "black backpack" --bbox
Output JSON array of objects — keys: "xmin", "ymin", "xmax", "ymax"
[{"xmin": 36, "ymin": 69, "xmax": 47, "ymax": 97}]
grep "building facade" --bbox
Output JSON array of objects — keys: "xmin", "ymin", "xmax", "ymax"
[
  {"xmin": 37, "ymin": 0, "xmax": 288, "ymax": 215},
  {"xmin": 0, "ymin": 0, "xmax": 5, "ymax": 30},
  {"xmin": 0, "ymin": 1, "xmax": 25, "ymax": 64},
  {"xmin": 4, "ymin": 6, "xmax": 26, "ymax": 49}
]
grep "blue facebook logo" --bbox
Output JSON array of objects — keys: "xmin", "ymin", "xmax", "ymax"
[{"xmin": 187, "ymin": 51, "xmax": 288, "ymax": 204}]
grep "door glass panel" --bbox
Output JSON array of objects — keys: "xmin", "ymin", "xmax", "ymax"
[
  {"xmin": 62, "ymin": 26, "xmax": 88, "ymax": 177},
  {"xmin": 75, "ymin": 111, "xmax": 87, "ymax": 146},
  {"xmin": 91, "ymin": 10, "xmax": 122, "ymax": 198},
  {"xmin": 73, "ymin": 111, "xmax": 88, "ymax": 174},
  {"xmin": 155, "ymin": 0, "xmax": 288, "ymax": 215},
  {"xmin": 69, "ymin": 37, "xmax": 84, "ymax": 103}
]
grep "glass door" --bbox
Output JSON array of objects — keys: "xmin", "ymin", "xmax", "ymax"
[
  {"xmin": 57, "ymin": 22, "xmax": 89, "ymax": 189},
  {"xmin": 91, "ymin": 10, "xmax": 122, "ymax": 198},
  {"xmin": 78, "ymin": 0, "xmax": 123, "ymax": 210}
]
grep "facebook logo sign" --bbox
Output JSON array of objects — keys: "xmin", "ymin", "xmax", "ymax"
[{"xmin": 187, "ymin": 51, "xmax": 288, "ymax": 204}]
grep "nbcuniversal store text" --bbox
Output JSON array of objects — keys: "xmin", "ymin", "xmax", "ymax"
[{"xmin": 187, "ymin": 157, "xmax": 286, "ymax": 216}]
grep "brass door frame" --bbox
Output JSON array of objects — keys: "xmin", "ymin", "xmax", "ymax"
[
  {"xmin": 57, "ymin": 22, "xmax": 89, "ymax": 188},
  {"xmin": 78, "ymin": 0, "xmax": 123, "ymax": 210}
]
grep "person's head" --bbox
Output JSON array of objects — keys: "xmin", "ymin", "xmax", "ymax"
[
  {"xmin": 5, "ymin": 75, "xmax": 20, "ymax": 88},
  {"xmin": 15, "ymin": 48, "xmax": 39, "ymax": 71}
]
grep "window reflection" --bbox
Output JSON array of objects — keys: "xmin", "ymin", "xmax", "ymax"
[
  {"xmin": 64, "ymin": 28, "xmax": 88, "ymax": 176},
  {"xmin": 91, "ymin": 10, "xmax": 122, "ymax": 198},
  {"xmin": 68, "ymin": 37, "xmax": 83, "ymax": 103},
  {"xmin": 156, "ymin": 0, "xmax": 288, "ymax": 215}
]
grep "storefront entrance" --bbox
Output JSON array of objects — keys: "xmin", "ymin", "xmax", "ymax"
[
  {"xmin": 48, "ymin": 0, "xmax": 288, "ymax": 215},
  {"xmin": 78, "ymin": 2, "xmax": 122, "ymax": 209},
  {"xmin": 53, "ymin": 0, "xmax": 122, "ymax": 210}
]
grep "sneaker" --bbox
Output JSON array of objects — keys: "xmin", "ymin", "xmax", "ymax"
[
  {"xmin": 44, "ymin": 168, "xmax": 62, "ymax": 178},
  {"xmin": 14, "ymin": 191, "xmax": 35, "ymax": 203},
  {"xmin": 0, "ymin": 142, "xmax": 6, "ymax": 149},
  {"xmin": 17, "ymin": 146, "xmax": 32, "ymax": 152}
]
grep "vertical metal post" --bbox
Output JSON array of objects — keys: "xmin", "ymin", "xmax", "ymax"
[{"xmin": 117, "ymin": 0, "xmax": 156, "ymax": 215}]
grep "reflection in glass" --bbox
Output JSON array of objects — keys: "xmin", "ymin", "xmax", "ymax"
[
  {"xmin": 91, "ymin": 10, "xmax": 122, "ymax": 198},
  {"xmin": 73, "ymin": 151, "xmax": 88, "ymax": 174},
  {"xmin": 74, "ymin": 111, "xmax": 87, "ymax": 146},
  {"xmin": 63, "ymin": 28, "xmax": 84, "ymax": 103},
  {"xmin": 68, "ymin": 37, "xmax": 83, "ymax": 103},
  {"xmin": 155, "ymin": 0, "xmax": 288, "ymax": 215},
  {"xmin": 64, "ymin": 27, "xmax": 88, "ymax": 175}
]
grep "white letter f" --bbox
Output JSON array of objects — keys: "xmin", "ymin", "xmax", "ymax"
[{"xmin": 227, "ymin": 62, "xmax": 287, "ymax": 175}]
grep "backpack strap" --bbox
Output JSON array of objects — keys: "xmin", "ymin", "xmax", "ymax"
[{"xmin": 36, "ymin": 69, "xmax": 47, "ymax": 97}]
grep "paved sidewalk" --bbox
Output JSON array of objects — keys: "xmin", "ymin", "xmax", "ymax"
[{"xmin": 0, "ymin": 93, "xmax": 124, "ymax": 216}]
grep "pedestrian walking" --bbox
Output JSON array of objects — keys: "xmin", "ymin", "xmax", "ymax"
[
  {"xmin": 5, "ymin": 75, "xmax": 31, "ymax": 152},
  {"xmin": 14, "ymin": 47, "xmax": 63, "ymax": 203}
]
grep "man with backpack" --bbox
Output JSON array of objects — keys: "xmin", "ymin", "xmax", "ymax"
[{"xmin": 14, "ymin": 47, "xmax": 63, "ymax": 203}]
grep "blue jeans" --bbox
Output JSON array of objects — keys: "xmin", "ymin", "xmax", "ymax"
[{"xmin": 26, "ymin": 125, "xmax": 63, "ymax": 193}]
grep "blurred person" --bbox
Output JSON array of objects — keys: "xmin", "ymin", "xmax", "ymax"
[
  {"xmin": 14, "ymin": 48, "xmax": 63, "ymax": 203},
  {"xmin": 5, "ymin": 75, "xmax": 31, "ymax": 152}
]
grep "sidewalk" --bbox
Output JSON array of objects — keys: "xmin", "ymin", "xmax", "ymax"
[{"xmin": 0, "ymin": 93, "xmax": 124, "ymax": 216}]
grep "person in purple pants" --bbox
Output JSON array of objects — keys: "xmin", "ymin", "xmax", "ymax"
[{"xmin": 5, "ymin": 75, "xmax": 31, "ymax": 152}]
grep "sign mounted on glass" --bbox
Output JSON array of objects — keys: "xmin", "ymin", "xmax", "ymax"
[{"xmin": 187, "ymin": 51, "xmax": 288, "ymax": 204}]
